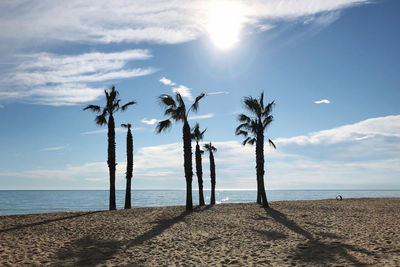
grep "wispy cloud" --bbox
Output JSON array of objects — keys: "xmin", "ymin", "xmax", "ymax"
[
  {"xmin": 207, "ymin": 91, "xmax": 229, "ymax": 95},
  {"xmin": 40, "ymin": 146, "xmax": 65, "ymax": 152},
  {"xmin": 172, "ymin": 85, "xmax": 194, "ymax": 101},
  {"xmin": 81, "ymin": 127, "xmax": 145, "ymax": 135},
  {"xmin": 0, "ymin": 50, "xmax": 155, "ymax": 106},
  {"xmin": 188, "ymin": 113, "xmax": 214, "ymax": 120},
  {"xmin": 141, "ymin": 118, "xmax": 159, "ymax": 125},
  {"xmin": 0, "ymin": 1, "xmax": 368, "ymax": 46},
  {"xmin": 160, "ymin": 77, "xmax": 176, "ymax": 86},
  {"xmin": 275, "ymin": 115, "xmax": 400, "ymax": 146},
  {"xmin": 314, "ymin": 99, "xmax": 330, "ymax": 104}
]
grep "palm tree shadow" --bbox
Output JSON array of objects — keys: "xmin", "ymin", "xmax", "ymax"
[
  {"xmin": 56, "ymin": 206, "xmax": 211, "ymax": 265},
  {"xmin": 265, "ymin": 207, "xmax": 374, "ymax": 266},
  {"xmin": 0, "ymin": 211, "xmax": 105, "ymax": 233}
]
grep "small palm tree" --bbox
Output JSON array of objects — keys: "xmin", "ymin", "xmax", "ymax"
[
  {"xmin": 156, "ymin": 92, "xmax": 205, "ymax": 211},
  {"xmin": 235, "ymin": 92, "xmax": 275, "ymax": 208},
  {"xmin": 204, "ymin": 142, "xmax": 217, "ymax": 205},
  {"xmin": 121, "ymin": 123, "xmax": 133, "ymax": 209},
  {"xmin": 83, "ymin": 86, "xmax": 136, "ymax": 210},
  {"xmin": 191, "ymin": 123, "xmax": 207, "ymax": 206}
]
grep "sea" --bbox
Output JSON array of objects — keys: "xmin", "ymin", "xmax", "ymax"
[{"xmin": 1, "ymin": 189, "xmax": 400, "ymax": 216}]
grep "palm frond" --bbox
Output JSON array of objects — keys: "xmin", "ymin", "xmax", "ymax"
[
  {"xmin": 242, "ymin": 137, "xmax": 251, "ymax": 145},
  {"xmin": 260, "ymin": 92, "xmax": 264, "ymax": 109},
  {"xmin": 121, "ymin": 101, "xmax": 136, "ymax": 111},
  {"xmin": 83, "ymin": 105, "xmax": 101, "ymax": 113},
  {"xmin": 95, "ymin": 113, "xmax": 107, "ymax": 125},
  {"xmin": 121, "ymin": 123, "xmax": 131, "ymax": 129},
  {"xmin": 243, "ymin": 96, "xmax": 261, "ymax": 117},
  {"xmin": 111, "ymin": 99, "xmax": 120, "ymax": 112},
  {"xmin": 189, "ymin": 93, "xmax": 205, "ymax": 113},
  {"xmin": 263, "ymin": 115, "xmax": 274, "ymax": 129},
  {"xmin": 171, "ymin": 106, "xmax": 185, "ymax": 122},
  {"xmin": 247, "ymin": 138, "xmax": 257, "ymax": 145},
  {"xmin": 237, "ymin": 114, "xmax": 252, "ymax": 123},
  {"xmin": 268, "ymin": 139, "xmax": 276, "ymax": 149},
  {"xmin": 236, "ymin": 130, "xmax": 248, "ymax": 137},
  {"xmin": 263, "ymin": 101, "xmax": 275, "ymax": 117},
  {"xmin": 155, "ymin": 119, "xmax": 172, "ymax": 133},
  {"xmin": 159, "ymin": 94, "xmax": 176, "ymax": 108},
  {"xmin": 175, "ymin": 93, "xmax": 185, "ymax": 107}
]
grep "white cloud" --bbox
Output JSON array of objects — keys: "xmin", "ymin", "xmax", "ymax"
[
  {"xmin": 160, "ymin": 77, "xmax": 176, "ymax": 86},
  {"xmin": 314, "ymin": 99, "xmax": 330, "ymax": 104},
  {"xmin": 188, "ymin": 113, "xmax": 214, "ymax": 120},
  {"xmin": 207, "ymin": 91, "xmax": 229, "ymax": 95},
  {"xmin": 0, "ymin": 50, "xmax": 155, "ymax": 106},
  {"xmin": 275, "ymin": 115, "xmax": 400, "ymax": 146},
  {"xmin": 141, "ymin": 118, "xmax": 159, "ymax": 125},
  {"xmin": 172, "ymin": 85, "xmax": 194, "ymax": 101},
  {"xmin": 0, "ymin": 1, "xmax": 368, "ymax": 46},
  {"xmin": 41, "ymin": 146, "xmax": 65, "ymax": 152},
  {"xmin": 2, "ymin": 114, "xmax": 400, "ymax": 189},
  {"xmin": 81, "ymin": 127, "xmax": 142, "ymax": 135}
]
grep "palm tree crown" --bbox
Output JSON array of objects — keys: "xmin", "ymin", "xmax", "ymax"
[
  {"xmin": 156, "ymin": 92, "xmax": 205, "ymax": 133},
  {"xmin": 203, "ymin": 142, "xmax": 217, "ymax": 153},
  {"xmin": 83, "ymin": 86, "xmax": 136, "ymax": 125},
  {"xmin": 191, "ymin": 123, "xmax": 207, "ymax": 143},
  {"xmin": 235, "ymin": 92, "xmax": 276, "ymax": 148}
]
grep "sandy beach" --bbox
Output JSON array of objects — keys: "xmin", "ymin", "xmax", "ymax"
[{"xmin": 0, "ymin": 198, "xmax": 399, "ymax": 266}]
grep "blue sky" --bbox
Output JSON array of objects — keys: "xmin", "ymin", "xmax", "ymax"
[{"xmin": 0, "ymin": 0, "xmax": 399, "ymax": 190}]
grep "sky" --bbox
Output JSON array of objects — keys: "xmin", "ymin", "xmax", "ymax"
[{"xmin": 0, "ymin": 0, "xmax": 399, "ymax": 190}]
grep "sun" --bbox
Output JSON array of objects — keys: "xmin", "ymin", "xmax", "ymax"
[{"xmin": 206, "ymin": 1, "xmax": 244, "ymax": 50}]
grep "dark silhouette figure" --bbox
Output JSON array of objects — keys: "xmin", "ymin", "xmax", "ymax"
[
  {"xmin": 122, "ymin": 123, "xmax": 133, "ymax": 209},
  {"xmin": 204, "ymin": 142, "xmax": 217, "ymax": 205},
  {"xmin": 84, "ymin": 86, "xmax": 136, "ymax": 210},
  {"xmin": 191, "ymin": 123, "xmax": 207, "ymax": 206},
  {"xmin": 235, "ymin": 92, "xmax": 275, "ymax": 208},
  {"xmin": 156, "ymin": 92, "xmax": 206, "ymax": 211}
]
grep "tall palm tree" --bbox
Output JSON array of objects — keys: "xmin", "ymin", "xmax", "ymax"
[
  {"xmin": 156, "ymin": 92, "xmax": 205, "ymax": 211},
  {"xmin": 83, "ymin": 86, "xmax": 136, "ymax": 210},
  {"xmin": 122, "ymin": 123, "xmax": 133, "ymax": 209},
  {"xmin": 204, "ymin": 142, "xmax": 217, "ymax": 205},
  {"xmin": 191, "ymin": 123, "xmax": 207, "ymax": 206},
  {"xmin": 235, "ymin": 92, "xmax": 275, "ymax": 208}
]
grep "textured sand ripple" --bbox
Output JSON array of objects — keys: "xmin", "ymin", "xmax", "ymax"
[{"xmin": 0, "ymin": 198, "xmax": 399, "ymax": 266}]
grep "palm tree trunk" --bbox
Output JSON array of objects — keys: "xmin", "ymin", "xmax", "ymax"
[
  {"xmin": 256, "ymin": 126, "xmax": 269, "ymax": 208},
  {"xmin": 107, "ymin": 114, "xmax": 116, "ymax": 210},
  {"xmin": 183, "ymin": 121, "xmax": 193, "ymax": 211},
  {"xmin": 124, "ymin": 128, "xmax": 133, "ymax": 209},
  {"xmin": 195, "ymin": 142, "xmax": 205, "ymax": 206},
  {"xmin": 210, "ymin": 151, "xmax": 216, "ymax": 205}
]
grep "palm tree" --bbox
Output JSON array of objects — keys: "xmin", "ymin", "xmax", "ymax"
[
  {"xmin": 156, "ymin": 92, "xmax": 205, "ymax": 211},
  {"xmin": 83, "ymin": 86, "xmax": 136, "ymax": 210},
  {"xmin": 122, "ymin": 123, "xmax": 133, "ymax": 209},
  {"xmin": 204, "ymin": 142, "xmax": 217, "ymax": 205},
  {"xmin": 235, "ymin": 92, "xmax": 275, "ymax": 208},
  {"xmin": 191, "ymin": 123, "xmax": 207, "ymax": 206}
]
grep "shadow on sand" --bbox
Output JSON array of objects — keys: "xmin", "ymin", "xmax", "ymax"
[
  {"xmin": 0, "ymin": 211, "xmax": 105, "ymax": 234},
  {"xmin": 55, "ymin": 205, "xmax": 213, "ymax": 266},
  {"xmin": 266, "ymin": 207, "xmax": 374, "ymax": 266}
]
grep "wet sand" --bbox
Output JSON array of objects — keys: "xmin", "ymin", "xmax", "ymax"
[{"xmin": 1, "ymin": 198, "xmax": 399, "ymax": 266}]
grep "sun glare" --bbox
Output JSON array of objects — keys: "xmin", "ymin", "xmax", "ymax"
[{"xmin": 207, "ymin": 1, "xmax": 244, "ymax": 50}]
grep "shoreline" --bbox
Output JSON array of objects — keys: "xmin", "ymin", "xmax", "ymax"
[{"xmin": 1, "ymin": 198, "xmax": 399, "ymax": 266}]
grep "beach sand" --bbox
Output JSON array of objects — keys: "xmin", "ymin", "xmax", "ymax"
[{"xmin": 1, "ymin": 198, "xmax": 399, "ymax": 266}]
